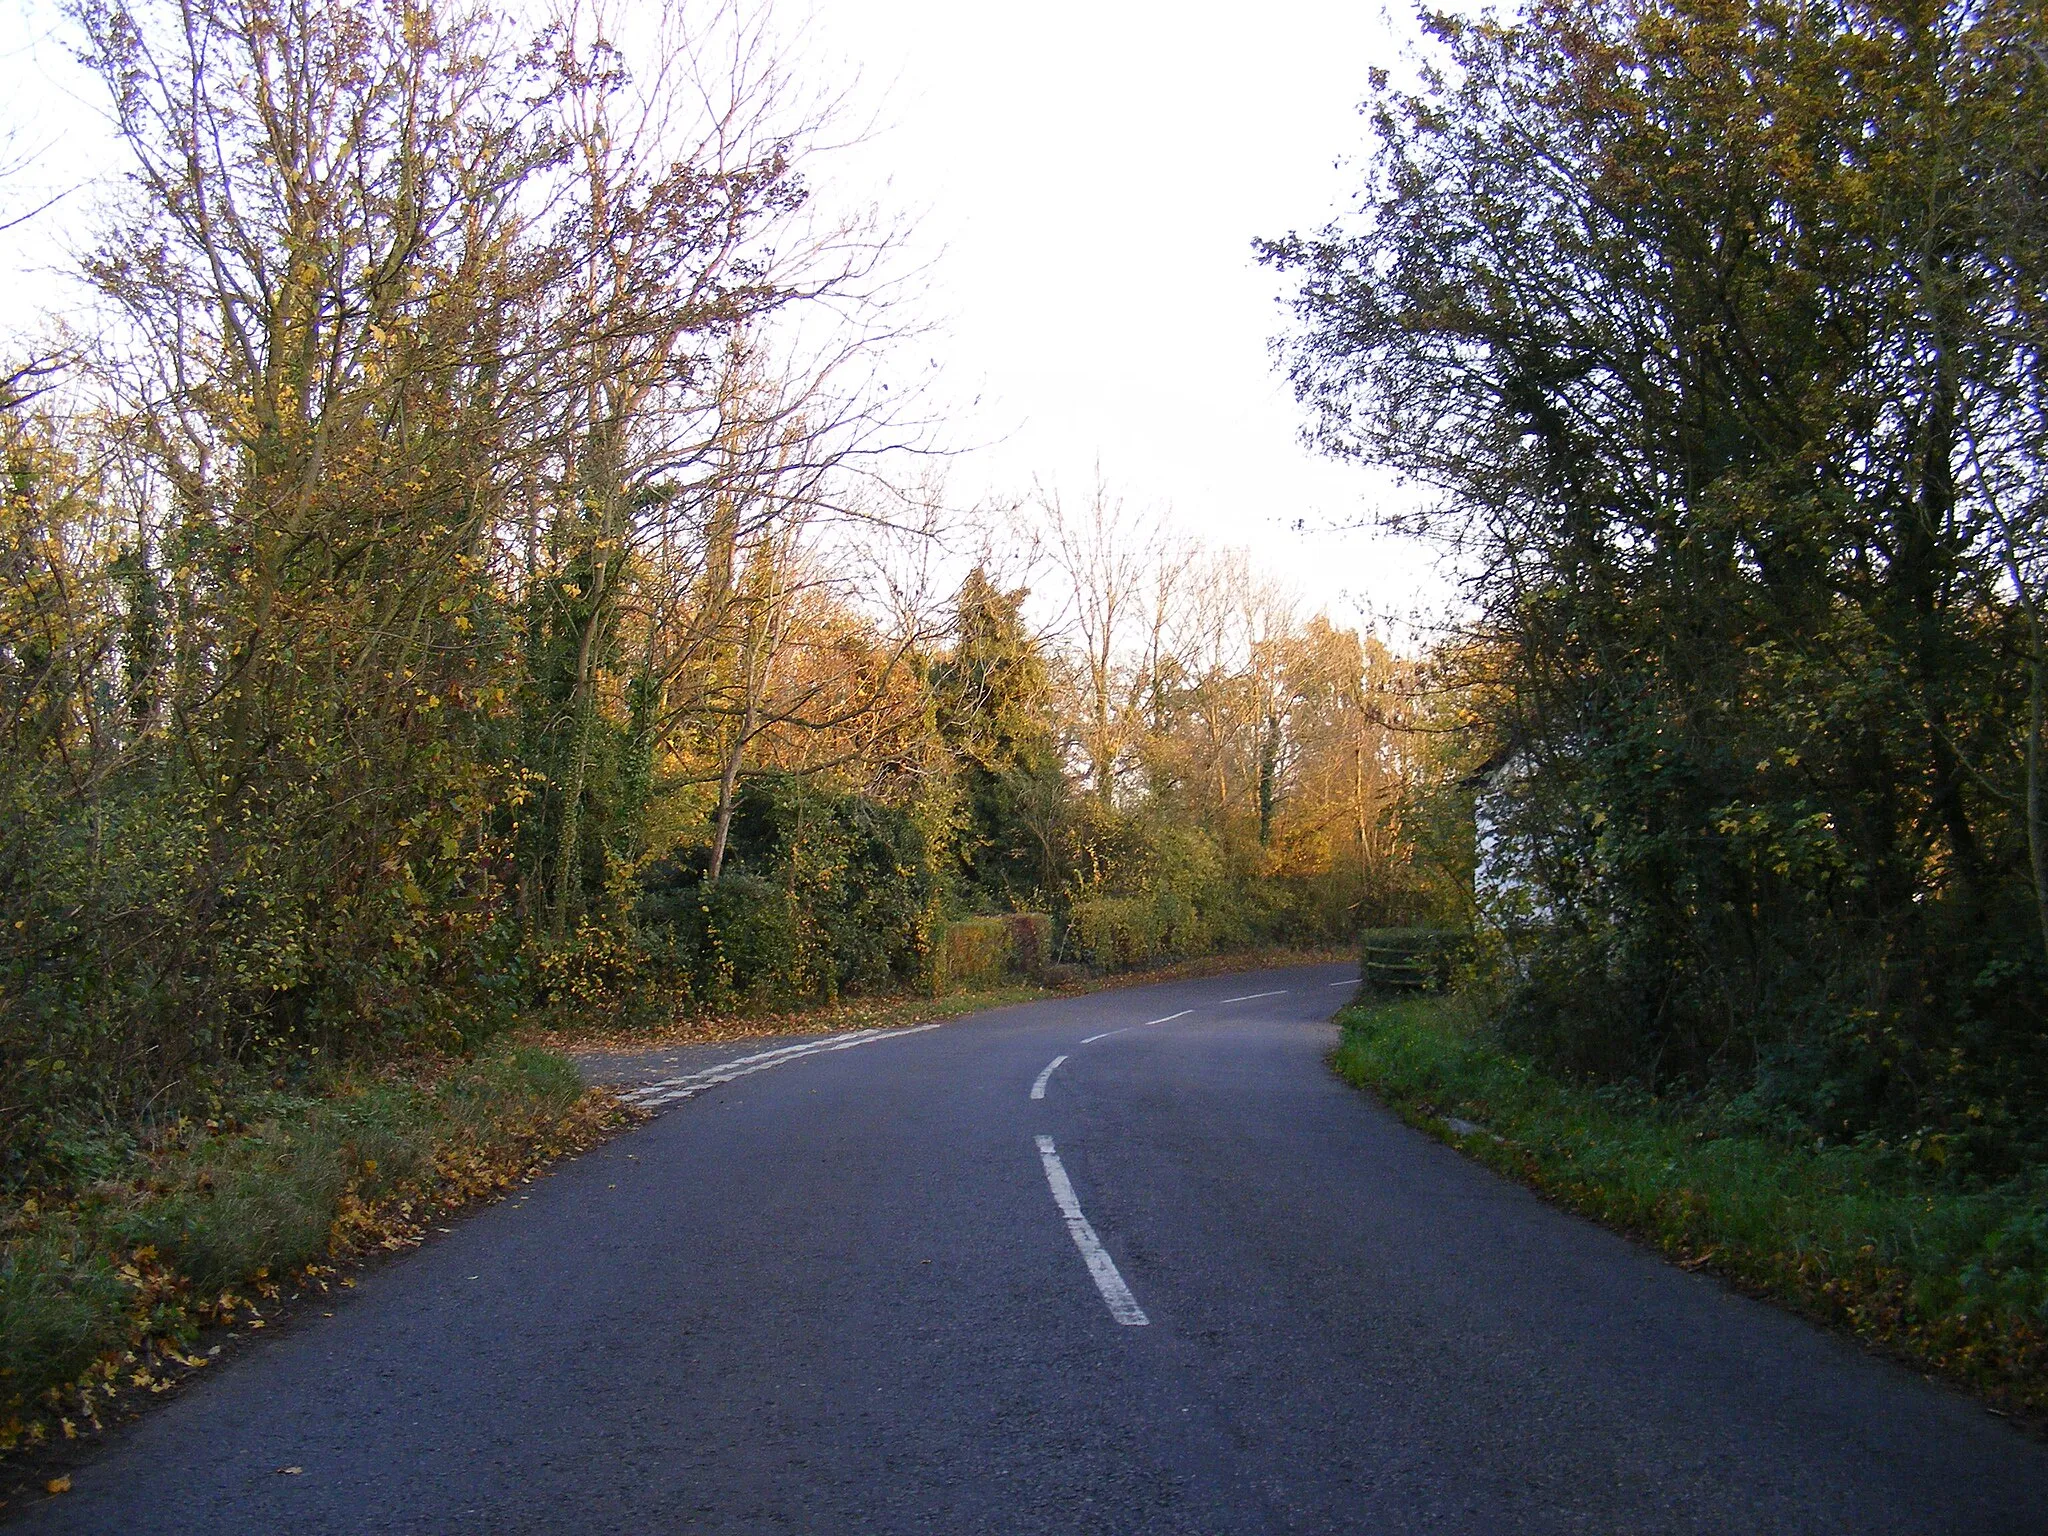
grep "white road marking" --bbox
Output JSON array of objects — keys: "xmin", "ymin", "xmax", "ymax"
[
  {"xmin": 1034, "ymin": 1136, "xmax": 1148, "ymax": 1326},
  {"xmin": 1080, "ymin": 1008, "xmax": 1189, "ymax": 1045},
  {"xmin": 624, "ymin": 1024, "xmax": 943, "ymax": 1108},
  {"xmin": 1327, "ymin": 978, "xmax": 1362, "ymax": 987},
  {"xmin": 632, "ymin": 1031, "xmax": 878, "ymax": 1094},
  {"xmin": 1219, "ymin": 989, "xmax": 1288, "ymax": 1003},
  {"xmin": 1030, "ymin": 1054, "xmax": 1069, "ymax": 1099}
]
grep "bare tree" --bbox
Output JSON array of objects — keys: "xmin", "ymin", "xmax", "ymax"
[
  {"xmin": 1030, "ymin": 478, "xmax": 1160, "ymax": 806},
  {"xmin": 513, "ymin": 0, "xmax": 915, "ymax": 924}
]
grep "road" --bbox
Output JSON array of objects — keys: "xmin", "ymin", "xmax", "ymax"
[{"xmin": 16, "ymin": 962, "xmax": 2048, "ymax": 1533}]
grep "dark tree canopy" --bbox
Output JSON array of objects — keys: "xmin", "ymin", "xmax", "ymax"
[
  {"xmin": 929, "ymin": 567, "xmax": 1065, "ymax": 907},
  {"xmin": 1264, "ymin": 0, "xmax": 2048, "ymax": 1157}
]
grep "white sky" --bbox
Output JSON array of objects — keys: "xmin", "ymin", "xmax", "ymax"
[
  {"xmin": 804, "ymin": 0, "xmax": 1448, "ymax": 629},
  {"xmin": 2, "ymin": 0, "xmax": 1454, "ymax": 634}
]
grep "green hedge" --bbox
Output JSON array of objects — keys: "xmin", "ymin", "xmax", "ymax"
[
  {"xmin": 634, "ymin": 774, "xmax": 942, "ymax": 1010},
  {"xmin": 1067, "ymin": 891, "xmax": 1212, "ymax": 970},
  {"xmin": 934, "ymin": 913, "xmax": 1051, "ymax": 990}
]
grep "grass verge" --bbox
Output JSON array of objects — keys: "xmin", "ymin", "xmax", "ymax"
[
  {"xmin": 1332, "ymin": 993, "xmax": 2048, "ymax": 1422},
  {"xmin": 0, "ymin": 1046, "xmax": 638, "ymax": 1473}
]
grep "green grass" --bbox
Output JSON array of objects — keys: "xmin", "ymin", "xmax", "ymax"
[
  {"xmin": 0, "ymin": 1046, "xmax": 617, "ymax": 1449},
  {"xmin": 1333, "ymin": 993, "xmax": 2048, "ymax": 1418}
]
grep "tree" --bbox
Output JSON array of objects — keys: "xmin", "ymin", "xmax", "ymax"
[
  {"xmin": 76, "ymin": 0, "xmax": 551, "ymax": 1044},
  {"xmin": 517, "ymin": 0, "xmax": 880, "ymax": 929},
  {"xmin": 930, "ymin": 566, "xmax": 1064, "ymax": 905},
  {"xmin": 1034, "ymin": 481, "xmax": 1165, "ymax": 807},
  {"xmin": 1263, "ymin": 0, "xmax": 2048, "ymax": 1140}
]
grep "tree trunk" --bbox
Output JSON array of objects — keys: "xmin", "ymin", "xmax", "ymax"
[
  {"xmin": 2029, "ymin": 610, "xmax": 2048, "ymax": 964},
  {"xmin": 1257, "ymin": 712, "xmax": 1280, "ymax": 847},
  {"xmin": 705, "ymin": 689, "xmax": 757, "ymax": 883}
]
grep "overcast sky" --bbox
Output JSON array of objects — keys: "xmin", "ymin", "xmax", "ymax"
[
  {"xmin": 805, "ymin": 0, "xmax": 1447, "ymax": 627},
  {"xmin": 2, "ymin": 0, "xmax": 1452, "ymax": 631}
]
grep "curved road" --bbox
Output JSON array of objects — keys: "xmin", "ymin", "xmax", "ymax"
[{"xmin": 17, "ymin": 963, "xmax": 2048, "ymax": 1533}]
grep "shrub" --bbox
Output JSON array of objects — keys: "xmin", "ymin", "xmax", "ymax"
[
  {"xmin": 1004, "ymin": 912, "xmax": 1051, "ymax": 975},
  {"xmin": 936, "ymin": 917, "xmax": 1009, "ymax": 988},
  {"xmin": 529, "ymin": 922, "xmax": 648, "ymax": 1019},
  {"xmin": 1068, "ymin": 891, "xmax": 1211, "ymax": 970},
  {"xmin": 635, "ymin": 773, "xmax": 944, "ymax": 1009}
]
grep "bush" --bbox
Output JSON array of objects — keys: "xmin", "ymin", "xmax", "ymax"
[
  {"xmin": 637, "ymin": 870, "xmax": 799, "ymax": 1009},
  {"xmin": 1068, "ymin": 890, "xmax": 1212, "ymax": 970},
  {"xmin": 935, "ymin": 917, "xmax": 1009, "ymax": 988},
  {"xmin": 1004, "ymin": 912, "xmax": 1051, "ymax": 975},
  {"xmin": 635, "ymin": 773, "xmax": 943, "ymax": 1009},
  {"xmin": 529, "ymin": 922, "xmax": 648, "ymax": 1019}
]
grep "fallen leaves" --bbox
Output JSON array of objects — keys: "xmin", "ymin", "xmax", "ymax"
[{"xmin": 2, "ymin": 1079, "xmax": 642, "ymax": 1475}]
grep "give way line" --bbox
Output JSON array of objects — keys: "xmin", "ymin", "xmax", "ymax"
[{"xmin": 621, "ymin": 1024, "xmax": 943, "ymax": 1109}]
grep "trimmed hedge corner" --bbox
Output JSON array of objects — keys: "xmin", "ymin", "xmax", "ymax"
[{"xmin": 935, "ymin": 914, "xmax": 1052, "ymax": 990}]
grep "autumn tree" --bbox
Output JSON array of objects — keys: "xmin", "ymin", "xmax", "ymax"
[
  {"xmin": 512, "ymin": 0, "xmax": 905, "ymax": 929},
  {"xmin": 72, "ymin": 0, "xmax": 555, "ymax": 1055}
]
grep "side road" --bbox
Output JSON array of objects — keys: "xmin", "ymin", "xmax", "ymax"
[{"xmin": 15, "ymin": 963, "xmax": 2048, "ymax": 1533}]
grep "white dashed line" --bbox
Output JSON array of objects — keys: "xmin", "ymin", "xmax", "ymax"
[
  {"xmin": 1327, "ymin": 978, "xmax": 1362, "ymax": 987},
  {"xmin": 1219, "ymin": 989, "xmax": 1288, "ymax": 1004},
  {"xmin": 1031, "ymin": 1054, "xmax": 1068, "ymax": 1099},
  {"xmin": 1145, "ymin": 1010, "xmax": 1192, "ymax": 1025},
  {"xmin": 624, "ymin": 1024, "xmax": 943, "ymax": 1108},
  {"xmin": 1079, "ymin": 1030, "xmax": 1120, "ymax": 1044},
  {"xmin": 1034, "ymin": 1136, "xmax": 1148, "ymax": 1326}
]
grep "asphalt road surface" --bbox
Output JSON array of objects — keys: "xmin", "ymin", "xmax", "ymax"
[{"xmin": 16, "ymin": 963, "xmax": 2048, "ymax": 1534}]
